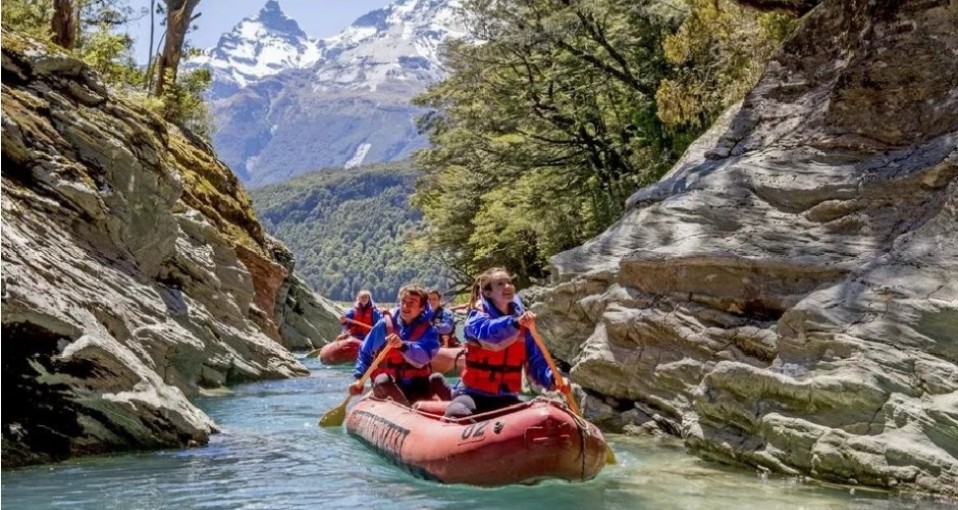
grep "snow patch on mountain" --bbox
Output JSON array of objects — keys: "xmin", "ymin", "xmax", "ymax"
[
  {"xmin": 201, "ymin": 0, "xmax": 473, "ymax": 184},
  {"xmin": 192, "ymin": 0, "xmax": 467, "ymax": 94},
  {"xmin": 344, "ymin": 143, "xmax": 373, "ymax": 169}
]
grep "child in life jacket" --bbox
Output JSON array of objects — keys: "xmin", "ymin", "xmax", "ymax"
[
  {"xmin": 340, "ymin": 290, "xmax": 382, "ymax": 339},
  {"xmin": 444, "ymin": 268, "xmax": 558, "ymax": 417},
  {"xmin": 350, "ymin": 284, "xmax": 451, "ymax": 405},
  {"xmin": 427, "ymin": 288, "xmax": 460, "ymax": 348}
]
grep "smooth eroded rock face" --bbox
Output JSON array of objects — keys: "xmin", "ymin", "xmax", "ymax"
[
  {"xmin": 1, "ymin": 30, "xmax": 339, "ymax": 467},
  {"xmin": 534, "ymin": 0, "xmax": 957, "ymax": 497}
]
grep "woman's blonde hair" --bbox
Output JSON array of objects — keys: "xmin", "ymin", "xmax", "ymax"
[{"xmin": 355, "ymin": 290, "xmax": 372, "ymax": 306}]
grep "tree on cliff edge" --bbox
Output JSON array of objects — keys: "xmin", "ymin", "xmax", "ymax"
[
  {"xmin": 153, "ymin": 0, "xmax": 201, "ymax": 97},
  {"xmin": 51, "ymin": 0, "xmax": 76, "ymax": 49}
]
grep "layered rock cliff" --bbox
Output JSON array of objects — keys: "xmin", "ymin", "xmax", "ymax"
[
  {"xmin": 534, "ymin": 0, "xmax": 958, "ymax": 497},
  {"xmin": 1, "ymin": 30, "xmax": 340, "ymax": 467}
]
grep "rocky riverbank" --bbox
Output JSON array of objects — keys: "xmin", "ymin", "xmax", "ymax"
[
  {"xmin": 532, "ymin": 0, "xmax": 958, "ymax": 497},
  {"xmin": 1, "ymin": 30, "xmax": 339, "ymax": 467}
]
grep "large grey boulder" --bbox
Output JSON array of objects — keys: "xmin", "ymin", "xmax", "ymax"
[
  {"xmin": 534, "ymin": 0, "xmax": 957, "ymax": 497},
  {"xmin": 1, "ymin": 30, "xmax": 339, "ymax": 467}
]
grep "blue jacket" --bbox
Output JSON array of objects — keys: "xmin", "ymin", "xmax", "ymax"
[
  {"xmin": 459, "ymin": 295, "xmax": 554, "ymax": 396},
  {"xmin": 352, "ymin": 306, "xmax": 440, "ymax": 382},
  {"xmin": 432, "ymin": 306, "xmax": 456, "ymax": 336},
  {"xmin": 343, "ymin": 302, "xmax": 382, "ymax": 335}
]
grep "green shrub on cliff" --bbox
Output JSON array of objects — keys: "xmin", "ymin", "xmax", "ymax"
[{"xmin": 1, "ymin": 0, "xmax": 212, "ymax": 140}]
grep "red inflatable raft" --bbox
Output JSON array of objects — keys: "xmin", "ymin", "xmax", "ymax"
[
  {"xmin": 345, "ymin": 396, "xmax": 608, "ymax": 485},
  {"xmin": 430, "ymin": 347, "xmax": 465, "ymax": 376},
  {"xmin": 318, "ymin": 337, "xmax": 362, "ymax": 365},
  {"xmin": 321, "ymin": 342, "xmax": 465, "ymax": 376}
]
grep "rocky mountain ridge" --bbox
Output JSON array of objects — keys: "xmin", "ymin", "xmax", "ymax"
[{"xmin": 189, "ymin": 0, "xmax": 468, "ymax": 185}]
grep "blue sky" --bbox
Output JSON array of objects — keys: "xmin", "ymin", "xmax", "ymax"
[{"xmin": 124, "ymin": 0, "xmax": 394, "ymax": 64}]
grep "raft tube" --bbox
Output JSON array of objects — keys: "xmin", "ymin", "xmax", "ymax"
[
  {"xmin": 345, "ymin": 396, "xmax": 608, "ymax": 486},
  {"xmin": 321, "ymin": 341, "xmax": 465, "ymax": 377},
  {"xmin": 318, "ymin": 337, "xmax": 362, "ymax": 365}
]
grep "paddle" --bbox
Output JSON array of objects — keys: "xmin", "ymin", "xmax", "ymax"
[
  {"xmin": 317, "ymin": 343, "xmax": 394, "ymax": 427},
  {"xmin": 528, "ymin": 323, "xmax": 580, "ymax": 415},
  {"xmin": 529, "ymin": 322, "xmax": 616, "ymax": 464},
  {"xmin": 344, "ymin": 318, "xmax": 374, "ymax": 330}
]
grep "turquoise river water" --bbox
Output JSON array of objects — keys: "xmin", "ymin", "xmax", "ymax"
[{"xmin": 3, "ymin": 356, "xmax": 956, "ymax": 510}]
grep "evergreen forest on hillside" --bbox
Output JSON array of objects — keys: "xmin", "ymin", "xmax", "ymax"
[{"xmin": 250, "ymin": 162, "xmax": 451, "ymax": 302}]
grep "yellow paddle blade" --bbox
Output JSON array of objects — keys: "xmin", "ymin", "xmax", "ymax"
[
  {"xmin": 605, "ymin": 445, "xmax": 617, "ymax": 465},
  {"xmin": 305, "ymin": 347, "xmax": 322, "ymax": 359},
  {"xmin": 318, "ymin": 401, "xmax": 347, "ymax": 427}
]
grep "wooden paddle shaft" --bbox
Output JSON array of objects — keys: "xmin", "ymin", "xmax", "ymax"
[
  {"xmin": 344, "ymin": 317, "xmax": 373, "ymax": 330},
  {"xmin": 356, "ymin": 342, "xmax": 393, "ymax": 388},
  {"xmin": 529, "ymin": 323, "xmax": 581, "ymax": 416}
]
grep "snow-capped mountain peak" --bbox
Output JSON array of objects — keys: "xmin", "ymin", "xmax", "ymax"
[
  {"xmin": 188, "ymin": 0, "xmax": 320, "ymax": 91},
  {"xmin": 314, "ymin": 0, "xmax": 467, "ymax": 94},
  {"xmin": 204, "ymin": 0, "xmax": 473, "ymax": 185}
]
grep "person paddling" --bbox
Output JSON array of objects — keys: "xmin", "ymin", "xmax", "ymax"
[
  {"xmin": 427, "ymin": 288, "xmax": 460, "ymax": 348},
  {"xmin": 349, "ymin": 284, "xmax": 451, "ymax": 406},
  {"xmin": 444, "ymin": 267, "xmax": 562, "ymax": 418},
  {"xmin": 340, "ymin": 290, "xmax": 381, "ymax": 339}
]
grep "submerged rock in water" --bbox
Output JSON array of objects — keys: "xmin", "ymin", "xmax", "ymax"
[
  {"xmin": 1, "ymin": 29, "xmax": 339, "ymax": 467},
  {"xmin": 533, "ymin": 0, "xmax": 958, "ymax": 497}
]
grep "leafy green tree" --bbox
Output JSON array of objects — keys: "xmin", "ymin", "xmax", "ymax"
[
  {"xmin": 413, "ymin": 0, "xmax": 689, "ymax": 286},
  {"xmin": 656, "ymin": 0, "xmax": 796, "ymax": 129},
  {"xmin": 412, "ymin": 0, "xmax": 797, "ymax": 287},
  {"xmin": 3, "ymin": 1, "xmax": 56, "ymax": 41}
]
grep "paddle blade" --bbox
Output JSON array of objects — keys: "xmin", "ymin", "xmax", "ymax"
[
  {"xmin": 305, "ymin": 347, "xmax": 322, "ymax": 359},
  {"xmin": 605, "ymin": 445, "xmax": 617, "ymax": 465},
  {"xmin": 318, "ymin": 402, "xmax": 347, "ymax": 427}
]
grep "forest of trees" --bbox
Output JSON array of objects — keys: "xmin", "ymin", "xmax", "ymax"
[
  {"xmin": 250, "ymin": 162, "xmax": 452, "ymax": 302},
  {"xmin": 412, "ymin": 0, "xmax": 796, "ymax": 288}
]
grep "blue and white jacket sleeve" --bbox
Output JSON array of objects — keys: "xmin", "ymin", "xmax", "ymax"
[
  {"xmin": 464, "ymin": 309, "xmax": 522, "ymax": 351},
  {"xmin": 401, "ymin": 325, "xmax": 440, "ymax": 368},
  {"xmin": 524, "ymin": 331, "xmax": 555, "ymax": 389},
  {"xmin": 352, "ymin": 319, "xmax": 387, "ymax": 379},
  {"xmin": 434, "ymin": 309, "xmax": 455, "ymax": 335}
]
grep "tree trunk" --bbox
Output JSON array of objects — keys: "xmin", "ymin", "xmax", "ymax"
[
  {"xmin": 153, "ymin": 0, "xmax": 201, "ymax": 96},
  {"xmin": 51, "ymin": 0, "xmax": 76, "ymax": 49},
  {"xmin": 145, "ymin": 0, "xmax": 157, "ymax": 91}
]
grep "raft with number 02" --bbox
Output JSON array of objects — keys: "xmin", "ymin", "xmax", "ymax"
[
  {"xmin": 344, "ymin": 395, "xmax": 609, "ymax": 486},
  {"xmin": 320, "ymin": 342, "xmax": 465, "ymax": 375}
]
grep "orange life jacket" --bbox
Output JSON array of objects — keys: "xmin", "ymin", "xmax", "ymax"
[
  {"xmin": 371, "ymin": 313, "xmax": 432, "ymax": 381},
  {"xmin": 461, "ymin": 328, "xmax": 526, "ymax": 395},
  {"xmin": 349, "ymin": 305, "xmax": 375, "ymax": 338}
]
